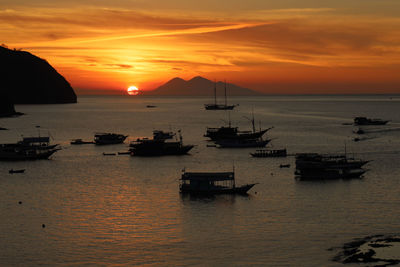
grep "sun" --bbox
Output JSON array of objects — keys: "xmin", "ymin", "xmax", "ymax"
[{"xmin": 127, "ymin": 86, "xmax": 139, "ymax": 96}]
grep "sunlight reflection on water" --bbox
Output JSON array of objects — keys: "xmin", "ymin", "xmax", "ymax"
[{"xmin": 0, "ymin": 95, "xmax": 399, "ymax": 266}]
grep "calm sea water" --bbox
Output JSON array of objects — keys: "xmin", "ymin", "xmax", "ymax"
[{"xmin": 1, "ymin": 95, "xmax": 399, "ymax": 266}]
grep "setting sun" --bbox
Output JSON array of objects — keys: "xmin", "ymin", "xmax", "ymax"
[{"xmin": 127, "ymin": 86, "xmax": 139, "ymax": 95}]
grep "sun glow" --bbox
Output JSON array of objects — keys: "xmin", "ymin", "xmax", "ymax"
[{"xmin": 127, "ymin": 86, "xmax": 139, "ymax": 95}]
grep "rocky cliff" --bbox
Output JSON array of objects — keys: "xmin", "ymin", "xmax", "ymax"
[{"xmin": 0, "ymin": 46, "xmax": 77, "ymax": 104}]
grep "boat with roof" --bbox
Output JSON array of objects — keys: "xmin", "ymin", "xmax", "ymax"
[
  {"xmin": 130, "ymin": 131, "xmax": 194, "ymax": 156},
  {"xmin": 295, "ymin": 152, "xmax": 369, "ymax": 180},
  {"xmin": 0, "ymin": 136, "xmax": 60, "ymax": 161},
  {"xmin": 94, "ymin": 133, "xmax": 127, "ymax": 145},
  {"xmin": 205, "ymin": 112, "xmax": 273, "ymax": 145},
  {"xmin": 180, "ymin": 170, "xmax": 256, "ymax": 194}
]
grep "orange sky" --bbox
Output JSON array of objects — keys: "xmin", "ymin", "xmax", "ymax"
[{"xmin": 1, "ymin": 1, "xmax": 400, "ymax": 94}]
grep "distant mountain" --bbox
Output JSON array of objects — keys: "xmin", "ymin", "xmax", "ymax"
[
  {"xmin": 0, "ymin": 46, "xmax": 77, "ymax": 104},
  {"xmin": 143, "ymin": 76, "xmax": 263, "ymax": 96}
]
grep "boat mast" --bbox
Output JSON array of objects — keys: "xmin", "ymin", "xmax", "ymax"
[
  {"xmin": 36, "ymin": 125, "xmax": 41, "ymax": 137},
  {"xmin": 251, "ymin": 109, "xmax": 255, "ymax": 133},
  {"xmin": 214, "ymin": 80, "xmax": 217, "ymax": 106},
  {"xmin": 232, "ymin": 161, "xmax": 236, "ymax": 188},
  {"xmin": 224, "ymin": 80, "xmax": 227, "ymax": 106}
]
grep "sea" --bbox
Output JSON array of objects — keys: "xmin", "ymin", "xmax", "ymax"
[{"xmin": 0, "ymin": 95, "xmax": 399, "ymax": 266}]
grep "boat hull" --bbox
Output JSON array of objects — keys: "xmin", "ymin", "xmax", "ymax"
[
  {"xmin": 95, "ymin": 139, "xmax": 126, "ymax": 145},
  {"xmin": 0, "ymin": 149, "xmax": 58, "ymax": 161},
  {"xmin": 216, "ymin": 139, "xmax": 270, "ymax": 148},
  {"xmin": 180, "ymin": 183, "xmax": 255, "ymax": 195},
  {"xmin": 9, "ymin": 169, "xmax": 25, "ymax": 174},
  {"xmin": 204, "ymin": 104, "xmax": 236, "ymax": 110},
  {"xmin": 296, "ymin": 169, "xmax": 366, "ymax": 180},
  {"xmin": 131, "ymin": 145, "xmax": 194, "ymax": 156}
]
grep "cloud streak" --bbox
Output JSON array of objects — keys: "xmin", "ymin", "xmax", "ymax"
[{"xmin": 1, "ymin": 5, "xmax": 399, "ymax": 93}]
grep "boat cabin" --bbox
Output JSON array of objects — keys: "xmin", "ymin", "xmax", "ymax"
[{"xmin": 19, "ymin": 137, "xmax": 50, "ymax": 147}]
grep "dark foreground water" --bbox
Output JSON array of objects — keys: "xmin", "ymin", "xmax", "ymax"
[{"xmin": 1, "ymin": 95, "xmax": 399, "ymax": 266}]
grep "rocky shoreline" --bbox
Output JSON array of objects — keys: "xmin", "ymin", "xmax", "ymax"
[{"xmin": 331, "ymin": 235, "xmax": 400, "ymax": 266}]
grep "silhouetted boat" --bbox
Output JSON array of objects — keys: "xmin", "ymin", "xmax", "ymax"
[
  {"xmin": 251, "ymin": 149, "xmax": 287, "ymax": 157},
  {"xmin": 295, "ymin": 153, "xmax": 369, "ymax": 170},
  {"xmin": 9, "ymin": 169, "xmax": 25, "ymax": 174},
  {"xmin": 353, "ymin": 128, "xmax": 365, "ymax": 134},
  {"xmin": 130, "ymin": 131, "xmax": 194, "ymax": 156},
  {"xmin": 216, "ymin": 138, "xmax": 270, "ymax": 148},
  {"xmin": 0, "ymin": 146, "xmax": 59, "ymax": 161},
  {"xmin": 180, "ymin": 170, "xmax": 256, "ymax": 194},
  {"xmin": 204, "ymin": 81, "xmax": 237, "ymax": 110},
  {"xmin": 146, "ymin": 105, "xmax": 156, "ymax": 108},
  {"xmin": 205, "ymin": 126, "xmax": 272, "ymax": 141},
  {"xmin": 0, "ymin": 136, "xmax": 60, "ymax": 161},
  {"xmin": 295, "ymin": 168, "xmax": 366, "ymax": 180},
  {"xmin": 0, "ymin": 127, "xmax": 7, "ymax": 130},
  {"xmin": 103, "ymin": 152, "xmax": 116, "ymax": 156},
  {"xmin": 205, "ymin": 113, "xmax": 272, "ymax": 141},
  {"xmin": 279, "ymin": 164, "xmax": 290, "ymax": 168},
  {"xmin": 205, "ymin": 104, "xmax": 236, "ymax": 110},
  {"xmin": 354, "ymin": 117, "xmax": 389, "ymax": 126},
  {"xmin": 70, "ymin": 139, "xmax": 94, "ymax": 145},
  {"xmin": 17, "ymin": 136, "xmax": 59, "ymax": 150},
  {"xmin": 295, "ymin": 153, "xmax": 369, "ymax": 180},
  {"xmin": 94, "ymin": 133, "xmax": 127, "ymax": 145}
]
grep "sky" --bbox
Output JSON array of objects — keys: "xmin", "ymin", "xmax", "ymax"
[{"xmin": 1, "ymin": 0, "xmax": 400, "ymax": 94}]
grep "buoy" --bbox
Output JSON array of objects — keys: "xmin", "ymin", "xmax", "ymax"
[
  {"xmin": 42, "ymin": 224, "xmax": 46, "ymax": 228},
  {"xmin": 18, "ymin": 201, "xmax": 22, "ymax": 204}
]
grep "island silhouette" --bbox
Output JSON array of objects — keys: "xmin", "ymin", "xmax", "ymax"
[
  {"xmin": 143, "ymin": 76, "xmax": 263, "ymax": 96},
  {"xmin": 0, "ymin": 46, "xmax": 77, "ymax": 105}
]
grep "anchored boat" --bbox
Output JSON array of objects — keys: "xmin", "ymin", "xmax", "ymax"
[
  {"xmin": 94, "ymin": 133, "xmax": 127, "ymax": 145},
  {"xmin": 70, "ymin": 139, "xmax": 94, "ymax": 145},
  {"xmin": 295, "ymin": 153, "xmax": 369, "ymax": 180},
  {"xmin": 204, "ymin": 81, "xmax": 237, "ymax": 110},
  {"xmin": 130, "ymin": 131, "xmax": 194, "ymax": 156},
  {"xmin": 251, "ymin": 148, "xmax": 287, "ymax": 157},
  {"xmin": 9, "ymin": 169, "xmax": 25, "ymax": 174},
  {"xmin": 354, "ymin": 117, "xmax": 389, "ymax": 126},
  {"xmin": 180, "ymin": 170, "xmax": 256, "ymax": 194},
  {"xmin": 0, "ymin": 136, "xmax": 60, "ymax": 161}
]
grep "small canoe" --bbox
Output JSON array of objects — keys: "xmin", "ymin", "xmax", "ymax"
[{"xmin": 9, "ymin": 169, "xmax": 25, "ymax": 174}]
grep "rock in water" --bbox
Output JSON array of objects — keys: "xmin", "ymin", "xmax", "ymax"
[
  {"xmin": 0, "ymin": 92, "xmax": 21, "ymax": 117},
  {"xmin": 0, "ymin": 46, "xmax": 77, "ymax": 104},
  {"xmin": 0, "ymin": 93, "xmax": 15, "ymax": 115}
]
